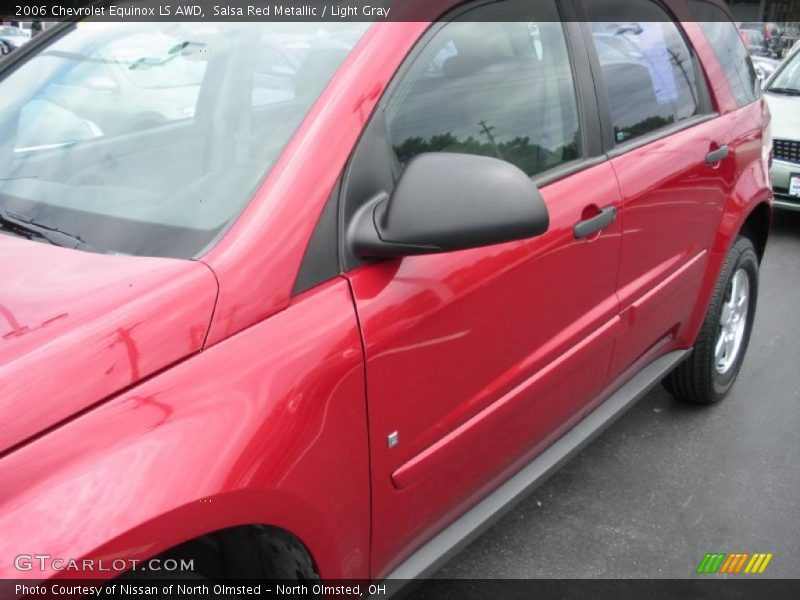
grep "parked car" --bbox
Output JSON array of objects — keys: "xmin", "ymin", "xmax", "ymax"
[
  {"xmin": 764, "ymin": 45, "xmax": 800, "ymax": 209},
  {"xmin": 0, "ymin": 25, "xmax": 29, "ymax": 52},
  {"xmin": 752, "ymin": 54, "xmax": 781, "ymax": 86},
  {"xmin": 0, "ymin": 0, "xmax": 772, "ymax": 590},
  {"xmin": 741, "ymin": 21, "xmax": 787, "ymax": 57},
  {"xmin": 741, "ymin": 27, "xmax": 771, "ymax": 57}
]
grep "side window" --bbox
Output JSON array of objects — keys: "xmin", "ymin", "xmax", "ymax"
[
  {"xmin": 688, "ymin": 0, "xmax": 758, "ymax": 107},
  {"xmin": 586, "ymin": 2, "xmax": 702, "ymax": 144},
  {"xmin": 382, "ymin": 0, "xmax": 581, "ymax": 178}
]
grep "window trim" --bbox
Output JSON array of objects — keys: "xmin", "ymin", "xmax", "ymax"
[
  {"xmin": 292, "ymin": 180, "xmax": 341, "ymax": 296},
  {"xmin": 573, "ymin": 0, "xmax": 715, "ymax": 155},
  {"xmin": 604, "ymin": 112, "xmax": 718, "ymax": 159}
]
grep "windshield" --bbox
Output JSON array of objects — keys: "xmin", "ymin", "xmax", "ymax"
[
  {"xmin": 767, "ymin": 49, "xmax": 800, "ymax": 93},
  {"xmin": 0, "ymin": 21, "xmax": 368, "ymax": 258}
]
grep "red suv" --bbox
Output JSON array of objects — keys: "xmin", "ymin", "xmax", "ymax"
[{"xmin": 0, "ymin": 0, "xmax": 772, "ymax": 588}]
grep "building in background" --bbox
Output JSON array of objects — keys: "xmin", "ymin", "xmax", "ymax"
[
  {"xmin": 729, "ymin": 0, "xmax": 799, "ymax": 23},
  {"xmin": 726, "ymin": 1, "xmax": 799, "ymax": 57}
]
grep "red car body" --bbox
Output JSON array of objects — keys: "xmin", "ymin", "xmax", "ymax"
[{"xmin": 0, "ymin": 1, "xmax": 772, "ymax": 585}]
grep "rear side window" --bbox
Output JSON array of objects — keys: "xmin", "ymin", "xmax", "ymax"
[
  {"xmin": 689, "ymin": 0, "xmax": 759, "ymax": 107},
  {"xmin": 585, "ymin": 2, "xmax": 702, "ymax": 144},
  {"xmin": 382, "ymin": 0, "xmax": 581, "ymax": 177}
]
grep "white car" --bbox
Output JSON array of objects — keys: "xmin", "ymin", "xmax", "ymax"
[
  {"xmin": 763, "ymin": 46, "xmax": 800, "ymax": 210},
  {"xmin": 751, "ymin": 55, "xmax": 781, "ymax": 87},
  {"xmin": 0, "ymin": 25, "xmax": 29, "ymax": 52}
]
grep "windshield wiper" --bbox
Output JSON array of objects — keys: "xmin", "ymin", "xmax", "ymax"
[
  {"xmin": 767, "ymin": 87, "xmax": 800, "ymax": 96},
  {"xmin": 0, "ymin": 208, "xmax": 96, "ymax": 251}
]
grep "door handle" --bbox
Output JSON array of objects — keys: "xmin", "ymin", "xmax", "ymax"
[
  {"xmin": 705, "ymin": 145, "xmax": 730, "ymax": 164},
  {"xmin": 573, "ymin": 206, "xmax": 617, "ymax": 239}
]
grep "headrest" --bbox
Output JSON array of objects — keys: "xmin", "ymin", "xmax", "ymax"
[{"xmin": 442, "ymin": 23, "xmax": 534, "ymax": 79}]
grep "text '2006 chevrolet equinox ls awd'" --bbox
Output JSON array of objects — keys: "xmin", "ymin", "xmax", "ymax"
[{"xmin": 0, "ymin": 0, "xmax": 773, "ymax": 590}]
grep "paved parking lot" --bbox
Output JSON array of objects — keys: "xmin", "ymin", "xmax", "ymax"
[{"xmin": 428, "ymin": 210, "xmax": 800, "ymax": 580}]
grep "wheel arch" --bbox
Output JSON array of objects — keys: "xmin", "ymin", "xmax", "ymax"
[
  {"xmin": 103, "ymin": 514, "xmax": 322, "ymax": 582},
  {"xmin": 167, "ymin": 523, "xmax": 320, "ymax": 581},
  {"xmin": 100, "ymin": 489, "xmax": 333, "ymax": 577},
  {"xmin": 737, "ymin": 200, "xmax": 772, "ymax": 263},
  {"xmin": 679, "ymin": 158, "xmax": 772, "ymax": 349}
]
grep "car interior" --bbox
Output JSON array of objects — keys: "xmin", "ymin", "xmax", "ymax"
[{"xmin": 0, "ymin": 23, "xmax": 363, "ymax": 258}]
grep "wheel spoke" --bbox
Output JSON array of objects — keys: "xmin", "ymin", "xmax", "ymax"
[
  {"xmin": 715, "ymin": 268, "xmax": 751, "ymax": 375},
  {"xmin": 715, "ymin": 331, "xmax": 727, "ymax": 364},
  {"xmin": 737, "ymin": 285, "xmax": 748, "ymax": 310},
  {"xmin": 725, "ymin": 335, "xmax": 736, "ymax": 363},
  {"xmin": 730, "ymin": 271, "xmax": 742, "ymax": 302},
  {"xmin": 720, "ymin": 302, "xmax": 731, "ymax": 326}
]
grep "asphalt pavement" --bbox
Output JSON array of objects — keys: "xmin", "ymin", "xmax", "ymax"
[{"xmin": 425, "ymin": 209, "xmax": 800, "ymax": 580}]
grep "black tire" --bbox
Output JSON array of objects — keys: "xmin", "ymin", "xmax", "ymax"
[
  {"xmin": 663, "ymin": 236, "xmax": 759, "ymax": 404},
  {"xmin": 219, "ymin": 527, "xmax": 319, "ymax": 581},
  {"xmin": 111, "ymin": 527, "xmax": 318, "ymax": 598}
]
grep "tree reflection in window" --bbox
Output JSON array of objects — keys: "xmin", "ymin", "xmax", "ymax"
[
  {"xmin": 383, "ymin": 14, "xmax": 582, "ymax": 180},
  {"xmin": 393, "ymin": 130, "xmax": 579, "ymax": 177}
]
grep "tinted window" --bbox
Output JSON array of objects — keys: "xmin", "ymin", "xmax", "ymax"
[
  {"xmin": 767, "ymin": 47, "xmax": 800, "ymax": 93},
  {"xmin": 587, "ymin": 3, "xmax": 702, "ymax": 143},
  {"xmin": 382, "ymin": 0, "xmax": 580, "ymax": 177},
  {"xmin": 689, "ymin": 1, "xmax": 759, "ymax": 107}
]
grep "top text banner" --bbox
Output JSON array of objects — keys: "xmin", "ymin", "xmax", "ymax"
[{"xmin": 1, "ymin": 0, "xmax": 741, "ymax": 22}]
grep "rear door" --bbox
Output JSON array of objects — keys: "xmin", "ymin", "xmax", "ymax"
[
  {"xmin": 341, "ymin": 0, "xmax": 623, "ymax": 576},
  {"xmin": 578, "ymin": 0, "xmax": 737, "ymax": 382}
]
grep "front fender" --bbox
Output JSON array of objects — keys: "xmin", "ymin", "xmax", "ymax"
[{"xmin": 0, "ymin": 278, "xmax": 369, "ymax": 581}]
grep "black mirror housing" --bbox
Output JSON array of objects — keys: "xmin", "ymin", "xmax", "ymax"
[{"xmin": 349, "ymin": 153, "xmax": 549, "ymax": 258}]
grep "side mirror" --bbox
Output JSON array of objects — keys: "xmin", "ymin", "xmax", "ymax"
[{"xmin": 349, "ymin": 153, "xmax": 549, "ymax": 258}]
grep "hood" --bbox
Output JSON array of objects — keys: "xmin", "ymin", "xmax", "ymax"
[
  {"xmin": 764, "ymin": 91, "xmax": 800, "ymax": 141},
  {"xmin": 0, "ymin": 234, "xmax": 218, "ymax": 456}
]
